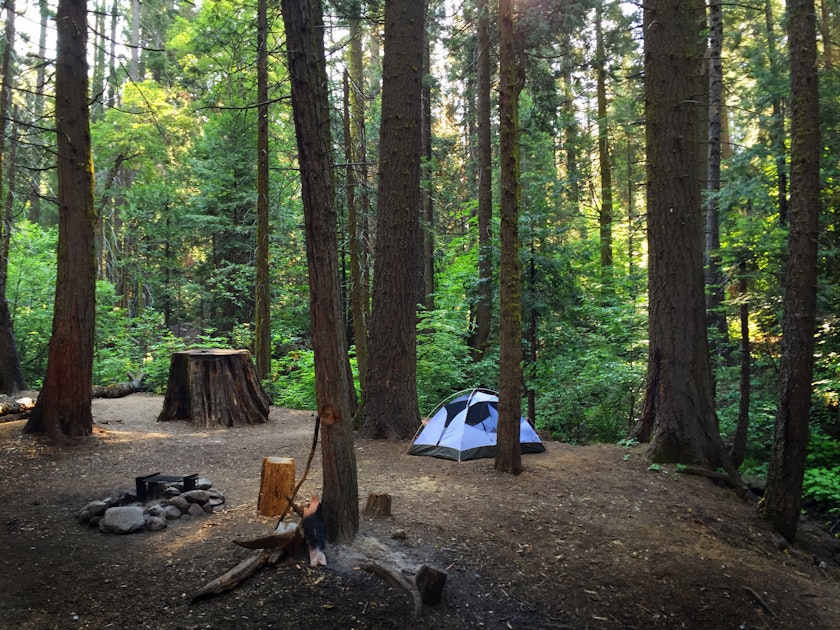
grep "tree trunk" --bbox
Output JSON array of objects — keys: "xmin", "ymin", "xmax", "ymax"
[
  {"xmin": 0, "ymin": 0, "xmax": 26, "ymax": 395},
  {"xmin": 254, "ymin": 0, "xmax": 271, "ymax": 381},
  {"xmin": 763, "ymin": 0, "xmax": 820, "ymax": 543},
  {"xmin": 638, "ymin": 0, "xmax": 732, "ymax": 469},
  {"xmin": 420, "ymin": 21, "xmax": 435, "ymax": 312},
  {"xmin": 732, "ymin": 259, "xmax": 750, "ymax": 469},
  {"xmin": 157, "ymin": 349, "xmax": 270, "ymax": 428},
  {"xmin": 363, "ymin": 0, "xmax": 424, "ymax": 440},
  {"xmin": 596, "ymin": 6, "xmax": 613, "ymax": 275},
  {"xmin": 346, "ymin": 13, "xmax": 370, "ymax": 404},
  {"xmin": 495, "ymin": 0, "xmax": 522, "ymax": 476},
  {"xmin": 24, "ymin": 0, "xmax": 96, "ymax": 442},
  {"xmin": 705, "ymin": 0, "xmax": 728, "ymax": 352},
  {"xmin": 280, "ymin": 0, "xmax": 359, "ymax": 543},
  {"xmin": 471, "ymin": 0, "xmax": 493, "ymax": 362},
  {"xmin": 765, "ymin": 0, "xmax": 789, "ymax": 226}
]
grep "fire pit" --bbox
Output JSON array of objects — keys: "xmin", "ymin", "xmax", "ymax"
[
  {"xmin": 136, "ymin": 472, "xmax": 198, "ymax": 502},
  {"xmin": 77, "ymin": 474, "xmax": 226, "ymax": 534}
]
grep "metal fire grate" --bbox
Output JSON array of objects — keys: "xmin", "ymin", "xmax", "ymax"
[{"xmin": 135, "ymin": 472, "xmax": 198, "ymax": 502}]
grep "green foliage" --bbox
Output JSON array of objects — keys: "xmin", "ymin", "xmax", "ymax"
[
  {"xmin": 531, "ymin": 297, "xmax": 646, "ymax": 444},
  {"xmin": 802, "ymin": 433, "xmax": 840, "ymax": 516},
  {"xmin": 269, "ymin": 348, "xmax": 318, "ymax": 410},
  {"xmin": 7, "ymin": 221, "xmax": 57, "ymax": 387}
]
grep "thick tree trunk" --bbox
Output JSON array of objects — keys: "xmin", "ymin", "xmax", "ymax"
[
  {"xmin": 495, "ymin": 0, "xmax": 522, "ymax": 476},
  {"xmin": 281, "ymin": 0, "xmax": 359, "ymax": 543},
  {"xmin": 471, "ymin": 0, "xmax": 493, "ymax": 362},
  {"xmin": 24, "ymin": 0, "xmax": 96, "ymax": 442},
  {"xmin": 363, "ymin": 0, "xmax": 424, "ymax": 440},
  {"xmin": 705, "ymin": 0, "xmax": 728, "ymax": 352},
  {"xmin": 763, "ymin": 0, "xmax": 820, "ymax": 543},
  {"xmin": 254, "ymin": 0, "xmax": 271, "ymax": 381},
  {"xmin": 640, "ymin": 0, "xmax": 732, "ymax": 469},
  {"xmin": 157, "ymin": 350, "xmax": 270, "ymax": 428},
  {"xmin": 346, "ymin": 14, "xmax": 370, "ymax": 403}
]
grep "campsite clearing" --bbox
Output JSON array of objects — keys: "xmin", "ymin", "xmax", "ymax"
[{"xmin": 0, "ymin": 393, "xmax": 838, "ymax": 629}]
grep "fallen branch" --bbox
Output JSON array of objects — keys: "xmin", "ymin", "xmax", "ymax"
[
  {"xmin": 91, "ymin": 373, "xmax": 146, "ymax": 399},
  {"xmin": 359, "ymin": 562, "xmax": 447, "ymax": 617},
  {"xmin": 192, "ymin": 524, "xmax": 303, "ymax": 601},
  {"xmin": 360, "ymin": 562, "xmax": 423, "ymax": 617},
  {"xmin": 0, "ymin": 396, "xmax": 36, "ymax": 419},
  {"xmin": 744, "ymin": 585, "xmax": 777, "ymax": 618}
]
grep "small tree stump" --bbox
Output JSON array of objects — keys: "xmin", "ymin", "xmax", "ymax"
[
  {"xmin": 257, "ymin": 457, "xmax": 296, "ymax": 517},
  {"xmin": 157, "ymin": 349, "xmax": 270, "ymax": 428},
  {"xmin": 363, "ymin": 493, "xmax": 392, "ymax": 517}
]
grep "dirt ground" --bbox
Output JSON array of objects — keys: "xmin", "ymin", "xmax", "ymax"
[{"xmin": 1, "ymin": 393, "xmax": 839, "ymax": 629}]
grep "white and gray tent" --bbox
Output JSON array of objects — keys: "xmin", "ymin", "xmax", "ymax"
[{"xmin": 408, "ymin": 388, "xmax": 546, "ymax": 461}]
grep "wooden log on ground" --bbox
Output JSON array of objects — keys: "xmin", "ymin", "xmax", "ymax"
[
  {"xmin": 157, "ymin": 349, "xmax": 270, "ymax": 428},
  {"xmin": 91, "ymin": 374, "xmax": 146, "ymax": 398},
  {"xmin": 0, "ymin": 396, "xmax": 35, "ymax": 418},
  {"xmin": 363, "ymin": 493, "xmax": 392, "ymax": 517},
  {"xmin": 191, "ymin": 523, "xmax": 302, "ymax": 601},
  {"xmin": 359, "ymin": 562, "xmax": 447, "ymax": 616},
  {"xmin": 257, "ymin": 457, "xmax": 296, "ymax": 517}
]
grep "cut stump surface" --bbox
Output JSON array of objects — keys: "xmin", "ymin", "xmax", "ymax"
[{"xmin": 157, "ymin": 349, "xmax": 270, "ymax": 428}]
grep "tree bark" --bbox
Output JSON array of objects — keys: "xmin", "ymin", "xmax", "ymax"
[
  {"xmin": 24, "ymin": 0, "xmax": 96, "ymax": 442},
  {"xmin": 495, "ymin": 0, "xmax": 522, "ymax": 476},
  {"xmin": 471, "ymin": 0, "xmax": 493, "ymax": 362},
  {"xmin": 363, "ymin": 0, "xmax": 425, "ymax": 440},
  {"xmin": 157, "ymin": 349, "xmax": 270, "ymax": 428},
  {"xmin": 346, "ymin": 11, "xmax": 370, "ymax": 404},
  {"xmin": 596, "ymin": 6, "xmax": 613, "ymax": 275},
  {"xmin": 281, "ymin": 0, "xmax": 359, "ymax": 543},
  {"xmin": 705, "ymin": 0, "xmax": 728, "ymax": 352},
  {"xmin": 254, "ymin": 0, "xmax": 271, "ymax": 381},
  {"xmin": 0, "ymin": 0, "xmax": 26, "ymax": 395},
  {"xmin": 763, "ymin": 0, "xmax": 820, "ymax": 543},
  {"xmin": 639, "ymin": 0, "xmax": 732, "ymax": 469}
]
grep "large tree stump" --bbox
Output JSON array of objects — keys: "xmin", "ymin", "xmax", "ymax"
[
  {"xmin": 157, "ymin": 349, "xmax": 270, "ymax": 428},
  {"xmin": 257, "ymin": 457, "xmax": 295, "ymax": 517}
]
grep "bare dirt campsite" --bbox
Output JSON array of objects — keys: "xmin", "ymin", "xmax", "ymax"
[{"xmin": 1, "ymin": 393, "xmax": 839, "ymax": 629}]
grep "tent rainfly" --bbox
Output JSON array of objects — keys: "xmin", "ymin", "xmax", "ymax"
[{"xmin": 407, "ymin": 389, "xmax": 546, "ymax": 461}]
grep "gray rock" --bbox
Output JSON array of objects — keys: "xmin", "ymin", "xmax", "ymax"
[
  {"xmin": 207, "ymin": 498, "xmax": 224, "ymax": 508},
  {"xmin": 168, "ymin": 496, "xmax": 190, "ymax": 513},
  {"xmin": 181, "ymin": 490, "xmax": 210, "ymax": 504},
  {"xmin": 164, "ymin": 505, "xmax": 182, "ymax": 520},
  {"xmin": 187, "ymin": 503, "xmax": 206, "ymax": 517},
  {"xmin": 144, "ymin": 515, "xmax": 168, "ymax": 531},
  {"xmin": 99, "ymin": 506, "xmax": 146, "ymax": 534},
  {"xmin": 202, "ymin": 503, "xmax": 214, "ymax": 514},
  {"xmin": 162, "ymin": 486, "xmax": 181, "ymax": 498},
  {"xmin": 80, "ymin": 500, "xmax": 109, "ymax": 519},
  {"xmin": 144, "ymin": 505, "xmax": 168, "ymax": 520},
  {"xmin": 196, "ymin": 478, "xmax": 213, "ymax": 490}
]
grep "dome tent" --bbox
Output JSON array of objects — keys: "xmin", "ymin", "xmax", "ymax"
[{"xmin": 408, "ymin": 388, "xmax": 546, "ymax": 461}]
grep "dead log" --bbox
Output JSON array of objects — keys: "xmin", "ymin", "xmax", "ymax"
[
  {"xmin": 157, "ymin": 349, "xmax": 270, "ymax": 428},
  {"xmin": 359, "ymin": 562, "xmax": 447, "ymax": 616},
  {"xmin": 360, "ymin": 562, "xmax": 423, "ymax": 616},
  {"xmin": 191, "ymin": 523, "xmax": 303, "ymax": 601},
  {"xmin": 363, "ymin": 493, "xmax": 392, "ymax": 517},
  {"xmin": 91, "ymin": 374, "xmax": 146, "ymax": 398},
  {"xmin": 0, "ymin": 396, "xmax": 35, "ymax": 418}
]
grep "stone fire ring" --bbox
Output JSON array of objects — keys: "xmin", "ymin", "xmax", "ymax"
[{"xmin": 77, "ymin": 477, "xmax": 225, "ymax": 534}]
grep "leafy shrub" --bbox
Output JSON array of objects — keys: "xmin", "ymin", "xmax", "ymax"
[{"xmin": 802, "ymin": 433, "xmax": 840, "ymax": 516}]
